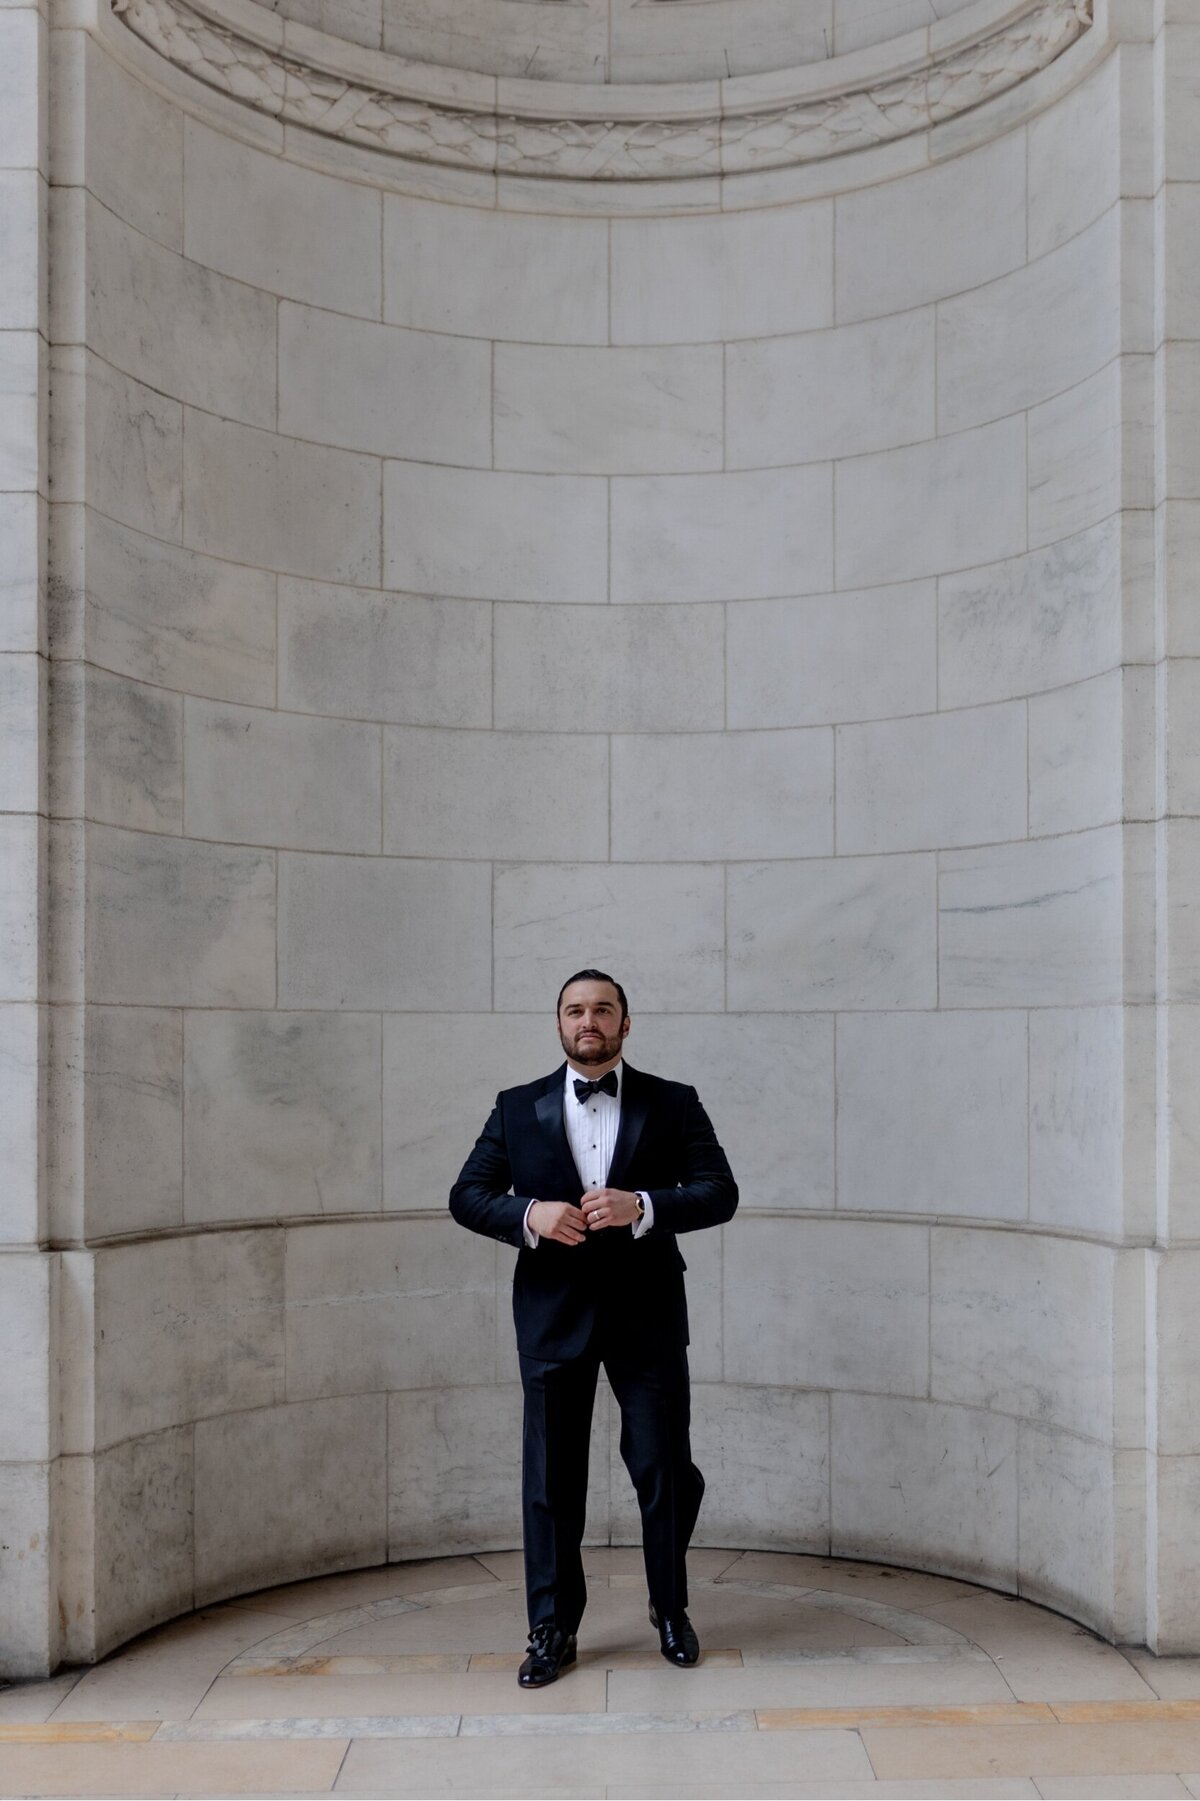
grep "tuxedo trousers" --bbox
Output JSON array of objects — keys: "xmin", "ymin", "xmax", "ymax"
[{"xmin": 518, "ymin": 1335, "xmax": 704, "ymax": 1635}]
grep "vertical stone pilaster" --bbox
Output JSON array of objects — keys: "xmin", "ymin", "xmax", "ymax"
[{"xmin": 0, "ymin": 0, "xmax": 58, "ymax": 1681}]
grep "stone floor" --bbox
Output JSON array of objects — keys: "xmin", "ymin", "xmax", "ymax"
[{"xmin": 3, "ymin": 1550, "xmax": 1200, "ymax": 1798}]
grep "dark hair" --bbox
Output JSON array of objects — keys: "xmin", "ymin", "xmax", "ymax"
[{"xmin": 556, "ymin": 968, "xmax": 629, "ymax": 1022}]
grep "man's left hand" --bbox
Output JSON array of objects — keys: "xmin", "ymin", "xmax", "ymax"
[{"xmin": 581, "ymin": 1187, "xmax": 641, "ymax": 1230}]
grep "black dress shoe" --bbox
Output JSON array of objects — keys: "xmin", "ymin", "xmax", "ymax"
[
  {"xmin": 648, "ymin": 1603, "xmax": 700, "ymax": 1666},
  {"xmin": 517, "ymin": 1623, "xmax": 578, "ymax": 1688}
]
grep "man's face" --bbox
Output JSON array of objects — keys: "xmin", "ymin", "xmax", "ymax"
[{"xmin": 557, "ymin": 980, "xmax": 629, "ymax": 1069}]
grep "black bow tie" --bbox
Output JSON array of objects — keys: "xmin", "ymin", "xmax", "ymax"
[{"xmin": 574, "ymin": 1071, "xmax": 618, "ymax": 1103}]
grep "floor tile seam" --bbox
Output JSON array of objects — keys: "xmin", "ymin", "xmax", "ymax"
[{"xmin": 15, "ymin": 1697, "xmax": 1200, "ymax": 1746}]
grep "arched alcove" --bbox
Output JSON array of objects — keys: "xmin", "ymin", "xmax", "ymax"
[{"xmin": 4, "ymin": 0, "xmax": 1198, "ymax": 1679}]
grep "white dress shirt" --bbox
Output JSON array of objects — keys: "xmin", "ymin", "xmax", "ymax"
[{"xmin": 523, "ymin": 1059, "xmax": 654, "ymax": 1247}]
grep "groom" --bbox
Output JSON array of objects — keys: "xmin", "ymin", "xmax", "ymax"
[{"xmin": 449, "ymin": 969, "xmax": 738, "ymax": 1687}]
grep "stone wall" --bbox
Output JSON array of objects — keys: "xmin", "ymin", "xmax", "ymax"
[{"xmin": 2, "ymin": 0, "xmax": 1197, "ymax": 1676}]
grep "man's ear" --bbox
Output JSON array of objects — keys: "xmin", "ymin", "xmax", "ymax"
[{"xmin": 621, "ymin": 1015, "xmax": 631, "ymax": 1040}]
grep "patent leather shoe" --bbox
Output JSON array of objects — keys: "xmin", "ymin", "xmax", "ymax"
[
  {"xmin": 648, "ymin": 1603, "xmax": 700, "ymax": 1666},
  {"xmin": 517, "ymin": 1623, "xmax": 577, "ymax": 1688}
]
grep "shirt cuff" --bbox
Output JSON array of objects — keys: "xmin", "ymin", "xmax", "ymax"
[
  {"xmin": 632, "ymin": 1192, "xmax": 653, "ymax": 1238},
  {"xmin": 523, "ymin": 1199, "xmax": 539, "ymax": 1248}
]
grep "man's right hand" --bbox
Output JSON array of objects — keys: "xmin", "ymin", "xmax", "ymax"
[{"xmin": 527, "ymin": 1201, "xmax": 587, "ymax": 1246}]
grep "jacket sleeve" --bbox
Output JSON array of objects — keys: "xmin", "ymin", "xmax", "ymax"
[
  {"xmin": 644, "ymin": 1088, "xmax": 738, "ymax": 1235},
  {"xmin": 448, "ymin": 1097, "xmax": 531, "ymax": 1249}
]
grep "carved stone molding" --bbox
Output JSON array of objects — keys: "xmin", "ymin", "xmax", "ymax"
[{"xmin": 109, "ymin": 0, "xmax": 1093, "ymax": 181}]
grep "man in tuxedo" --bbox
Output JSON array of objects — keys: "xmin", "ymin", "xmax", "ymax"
[{"xmin": 449, "ymin": 969, "xmax": 738, "ymax": 1688}]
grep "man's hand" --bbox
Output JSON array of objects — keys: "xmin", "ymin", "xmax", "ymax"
[
  {"xmin": 581, "ymin": 1187, "xmax": 642, "ymax": 1231},
  {"xmin": 527, "ymin": 1200, "xmax": 587, "ymax": 1246}
]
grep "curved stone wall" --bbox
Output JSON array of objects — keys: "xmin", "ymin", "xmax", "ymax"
[{"xmin": 6, "ymin": 0, "xmax": 1181, "ymax": 1676}]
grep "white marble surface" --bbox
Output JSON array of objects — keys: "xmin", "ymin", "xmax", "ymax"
[
  {"xmin": 727, "ymin": 854, "xmax": 937, "ymax": 1011},
  {"xmin": 183, "ymin": 1011, "xmax": 382, "ymax": 1225},
  {"xmin": 278, "ymin": 853, "xmax": 492, "ymax": 1011},
  {"xmin": 278, "ymin": 580, "xmax": 490, "ymax": 728},
  {"xmin": 831, "ymin": 1396, "xmax": 1019, "ymax": 1584},
  {"xmin": 611, "ymin": 730, "xmax": 833, "ymax": 863},
  {"xmin": 384, "ymin": 196, "xmax": 607, "ymax": 344},
  {"xmin": 836, "ymin": 1011, "xmax": 1027, "ymax": 1221},
  {"xmin": 19, "ymin": 2, "xmax": 1198, "ymax": 1680}
]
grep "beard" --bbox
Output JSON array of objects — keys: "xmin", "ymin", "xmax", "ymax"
[{"xmin": 558, "ymin": 1023, "xmax": 624, "ymax": 1067}]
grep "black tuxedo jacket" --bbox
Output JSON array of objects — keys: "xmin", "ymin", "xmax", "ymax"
[{"xmin": 449, "ymin": 1062, "xmax": 738, "ymax": 1363}]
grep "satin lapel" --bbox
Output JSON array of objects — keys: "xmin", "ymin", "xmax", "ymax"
[
  {"xmin": 608, "ymin": 1063, "xmax": 651, "ymax": 1191},
  {"xmin": 533, "ymin": 1067, "xmax": 580, "ymax": 1194}
]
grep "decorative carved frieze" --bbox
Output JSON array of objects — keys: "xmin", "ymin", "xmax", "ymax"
[{"xmin": 110, "ymin": 0, "xmax": 1093, "ymax": 180}]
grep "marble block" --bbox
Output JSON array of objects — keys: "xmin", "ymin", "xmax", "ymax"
[
  {"xmin": 725, "ymin": 1217, "xmax": 929, "ymax": 1398},
  {"xmin": 183, "ymin": 1010, "xmax": 382, "ymax": 1225},
  {"xmin": 937, "ymin": 210, "xmax": 1121, "ymax": 432},
  {"xmin": 628, "ymin": 1012, "xmax": 834, "ymax": 1213},
  {"xmin": 82, "ymin": 1005, "xmax": 184, "ymax": 1239},
  {"xmin": 835, "ymin": 702, "xmax": 1027, "ymax": 854},
  {"xmin": 0, "ymin": 169, "xmax": 43, "ymax": 332},
  {"xmin": 493, "ymin": 861, "xmax": 725, "ymax": 1013},
  {"xmin": 939, "ymin": 828, "xmax": 1124, "ymax": 1009},
  {"xmin": 184, "ymin": 410, "xmax": 381, "ymax": 588},
  {"xmin": 183, "ymin": 118, "xmax": 381, "ymax": 316},
  {"xmin": 0, "ymin": 330, "xmax": 42, "ymax": 493},
  {"xmin": 611, "ymin": 202, "xmax": 832, "ymax": 344},
  {"xmin": 388, "ymin": 1383, "xmax": 608, "ymax": 1558},
  {"xmin": 0, "ymin": 1461, "xmax": 54, "ymax": 1679},
  {"xmin": 1027, "ymin": 361, "xmax": 1121, "ymax": 550},
  {"xmin": 52, "ymin": 663, "xmax": 183, "ymax": 836},
  {"xmin": 69, "ymin": 35, "xmax": 183, "ymax": 249},
  {"xmin": 53, "ymin": 349, "xmax": 182, "ymax": 543},
  {"xmin": 1155, "ymin": 1249, "xmax": 1200, "ymax": 1456},
  {"xmin": 80, "ymin": 195, "xmax": 276, "ymax": 430},
  {"xmin": 194, "ymin": 1393, "xmax": 387, "ymax": 1606},
  {"xmin": 384, "ymin": 195, "xmax": 607, "ymax": 344},
  {"xmin": 831, "ymin": 1396, "xmax": 1019, "ymax": 1586},
  {"xmin": 938, "ymin": 518, "xmax": 1121, "ymax": 707},
  {"xmin": 1163, "ymin": 1004, "xmax": 1200, "ymax": 1241},
  {"xmin": 0, "ymin": 9, "xmax": 41, "ymax": 173},
  {"xmin": 0, "ymin": 813, "xmax": 40, "ymax": 1002},
  {"xmin": 1028, "ymin": 669, "xmax": 1125, "ymax": 838},
  {"xmin": 384, "ymin": 727, "xmax": 608, "ymax": 862},
  {"xmin": 91, "ymin": 1229, "xmax": 284, "ymax": 1449},
  {"xmin": 0, "ymin": 651, "xmax": 42, "ymax": 816},
  {"xmin": 494, "ymin": 343, "xmax": 723, "ymax": 476},
  {"xmin": 1152, "ymin": 1452, "xmax": 1200, "ymax": 1654},
  {"xmin": 66, "ymin": 1427, "xmax": 195, "ymax": 1662},
  {"xmin": 726, "ymin": 583, "xmax": 936, "ymax": 729},
  {"xmin": 1027, "ymin": 52, "xmax": 1120, "ymax": 258},
  {"xmin": 280, "ymin": 303, "xmax": 491, "ymax": 466},
  {"xmin": 284, "ymin": 1218, "xmax": 496, "ymax": 1398},
  {"xmin": 1028, "ymin": 1007, "xmax": 1125, "ymax": 1238},
  {"xmin": 611, "ymin": 730, "xmax": 833, "ymax": 863},
  {"xmin": 1018, "ymin": 1425, "xmax": 1115, "ymax": 1633},
  {"xmin": 0, "ymin": 1003, "xmax": 41, "ymax": 1243},
  {"xmin": 726, "ymin": 309, "xmax": 934, "ymax": 469},
  {"xmin": 837, "ymin": 1009, "xmax": 1027, "ymax": 1221},
  {"xmin": 184, "ymin": 698, "xmax": 381, "ymax": 853},
  {"xmin": 72, "ymin": 510, "xmax": 275, "ymax": 707},
  {"xmin": 494, "ymin": 602, "xmax": 724, "ymax": 734},
  {"xmin": 1166, "ymin": 658, "xmax": 1200, "ymax": 817},
  {"xmin": 385, "ymin": 462, "xmax": 607, "ymax": 604},
  {"xmin": 278, "ymin": 580, "xmax": 490, "ymax": 728},
  {"xmin": 834, "ymin": 133, "xmax": 1026, "ymax": 325},
  {"xmin": 727, "ymin": 854, "xmax": 936, "ymax": 1012},
  {"xmin": 0, "ymin": 490, "xmax": 42, "ymax": 654},
  {"xmin": 836, "ymin": 417, "xmax": 1026, "ymax": 589},
  {"xmin": 690, "ymin": 1384, "xmax": 829, "ymax": 1551},
  {"xmin": 611, "ymin": 465, "xmax": 833, "ymax": 605},
  {"xmin": 1163, "ymin": 819, "xmax": 1200, "ymax": 1002},
  {"xmin": 278, "ymin": 853, "xmax": 491, "ymax": 1011},
  {"xmin": 0, "ymin": 1252, "xmax": 52, "ymax": 1461},
  {"xmin": 83, "ymin": 823, "xmax": 275, "ymax": 1009},
  {"xmin": 930, "ymin": 1229, "xmax": 1115, "ymax": 1443},
  {"xmin": 383, "ymin": 1013, "xmax": 568, "ymax": 1212}
]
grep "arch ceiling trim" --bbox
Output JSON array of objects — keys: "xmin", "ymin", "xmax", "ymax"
[{"xmin": 108, "ymin": 0, "xmax": 1093, "ymax": 181}]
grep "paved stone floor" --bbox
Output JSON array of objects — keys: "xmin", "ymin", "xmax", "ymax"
[{"xmin": 3, "ymin": 1550, "xmax": 1200, "ymax": 1797}]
